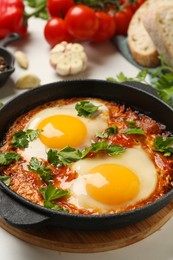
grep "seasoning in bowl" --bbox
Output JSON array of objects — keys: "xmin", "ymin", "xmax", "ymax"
[{"xmin": 0, "ymin": 56, "xmax": 9, "ymax": 72}]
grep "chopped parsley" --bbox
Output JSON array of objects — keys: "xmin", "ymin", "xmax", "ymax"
[
  {"xmin": 0, "ymin": 152, "xmax": 20, "ymax": 165},
  {"xmin": 96, "ymin": 126, "xmax": 118, "ymax": 138},
  {"xmin": 0, "ymin": 101, "xmax": 3, "ymax": 109},
  {"xmin": 40, "ymin": 185, "xmax": 69, "ymax": 212},
  {"xmin": 47, "ymin": 146, "xmax": 83, "ymax": 166},
  {"xmin": 122, "ymin": 120, "xmax": 145, "ymax": 135},
  {"xmin": 11, "ymin": 129, "xmax": 42, "ymax": 149},
  {"xmin": 91, "ymin": 141, "xmax": 126, "ymax": 155},
  {"xmin": 75, "ymin": 100, "xmax": 100, "ymax": 118},
  {"xmin": 122, "ymin": 128, "xmax": 145, "ymax": 135},
  {"xmin": 153, "ymin": 136, "xmax": 173, "ymax": 156},
  {"xmin": 48, "ymin": 141, "xmax": 125, "ymax": 167},
  {"xmin": 0, "ymin": 175, "xmax": 11, "ymax": 186},
  {"xmin": 28, "ymin": 157, "xmax": 53, "ymax": 182}
]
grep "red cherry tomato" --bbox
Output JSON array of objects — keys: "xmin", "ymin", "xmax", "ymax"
[
  {"xmin": 129, "ymin": 0, "xmax": 146, "ymax": 13},
  {"xmin": 47, "ymin": 0, "xmax": 75, "ymax": 18},
  {"xmin": 114, "ymin": 7, "xmax": 133, "ymax": 35},
  {"xmin": 6, "ymin": 0, "xmax": 25, "ymax": 9},
  {"xmin": 121, "ymin": 0, "xmax": 146, "ymax": 13},
  {"xmin": 44, "ymin": 17, "xmax": 73, "ymax": 47},
  {"xmin": 65, "ymin": 5, "xmax": 98, "ymax": 41},
  {"xmin": 91, "ymin": 12, "xmax": 116, "ymax": 43}
]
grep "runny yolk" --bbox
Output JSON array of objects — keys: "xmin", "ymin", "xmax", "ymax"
[
  {"xmin": 86, "ymin": 164, "xmax": 140, "ymax": 205},
  {"xmin": 37, "ymin": 115, "xmax": 87, "ymax": 149}
]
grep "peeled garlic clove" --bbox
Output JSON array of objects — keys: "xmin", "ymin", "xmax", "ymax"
[
  {"xmin": 51, "ymin": 41, "xmax": 67, "ymax": 53},
  {"xmin": 14, "ymin": 51, "xmax": 29, "ymax": 69},
  {"xmin": 16, "ymin": 74, "xmax": 41, "ymax": 89},
  {"xmin": 50, "ymin": 52, "xmax": 65, "ymax": 68},
  {"xmin": 56, "ymin": 58, "xmax": 71, "ymax": 76},
  {"xmin": 77, "ymin": 52, "xmax": 87, "ymax": 70},
  {"xmin": 71, "ymin": 43, "xmax": 84, "ymax": 52},
  {"xmin": 66, "ymin": 43, "xmax": 73, "ymax": 51},
  {"xmin": 70, "ymin": 58, "xmax": 83, "ymax": 75}
]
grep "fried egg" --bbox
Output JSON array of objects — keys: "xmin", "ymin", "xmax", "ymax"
[
  {"xmin": 20, "ymin": 99, "xmax": 109, "ymax": 161},
  {"xmin": 65, "ymin": 146, "xmax": 157, "ymax": 213}
]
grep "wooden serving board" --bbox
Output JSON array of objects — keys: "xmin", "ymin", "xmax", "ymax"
[{"xmin": 1, "ymin": 202, "xmax": 173, "ymax": 253}]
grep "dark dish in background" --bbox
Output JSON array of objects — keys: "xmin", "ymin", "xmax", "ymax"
[
  {"xmin": 0, "ymin": 33, "xmax": 20, "ymax": 88},
  {"xmin": 0, "ymin": 79, "xmax": 173, "ymax": 231}
]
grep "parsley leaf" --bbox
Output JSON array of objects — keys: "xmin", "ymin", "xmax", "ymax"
[
  {"xmin": 107, "ymin": 56, "xmax": 173, "ymax": 107},
  {"xmin": 75, "ymin": 101, "xmax": 100, "ymax": 118},
  {"xmin": 122, "ymin": 128, "xmax": 145, "ymax": 135},
  {"xmin": 40, "ymin": 185, "xmax": 69, "ymax": 201},
  {"xmin": 40, "ymin": 185, "xmax": 69, "ymax": 212},
  {"xmin": 107, "ymin": 70, "xmax": 148, "ymax": 83},
  {"xmin": 106, "ymin": 144, "xmax": 126, "ymax": 155},
  {"xmin": 0, "ymin": 101, "xmax": 3, "ymax": 109},
  {"xmin": 149, "ymin": 57, "xmax": 173, "ymax": 106},
  {"xmin": 47, "ymin": 146, "xmax": 83, "ymax": 166},
  {"xmin": 44, "ymin": 201, "xmax": 68, "ymax": 212},
  {"xmin": 48, "ymin": 140, "xmax": 126, "ymax": 167},
  {"xmin": 126, "ymin": 120, "xmax": 137, "ymax": 128},
  {"xmin": 0, "ymin": 152, "xmax": 20, "ymax": 165},
  {"xmin": 153, "ymin": 136, "xmax": 173, "ymax": 156},
  {"xmin": 11, "ymin": 129, "xmax": 42, "ymax": 148},
  {"xmin": 122, "ymin": 120, "xmax": 145, "ymax": 135},
  {"xmin": 28, "ymin": 157, "xmax": 53, "ymax": 182},
  {"xmin": 91, "ymin": 141, "xmax": 126, "ymax": 155},
  {"xmin": 91, "ymin": 141, "xmax": 109, "ymax": 152},
  {"xmin": 0, "ymin": 175, "xmax": 11, "ymax": 186},
  {"xmin": 96, "ymin": 126, "xmax": 118, "ymax": 138},
  {"xmin": 24, "ymin": 0, "xmax": 49, "ymax": 20}
]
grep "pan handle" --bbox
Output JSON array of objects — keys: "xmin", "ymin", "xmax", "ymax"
[
  {"xmin": 0, "ymin": 33, "xmax": 21, "ymax": 47},
  {"xmin": 123, "ymin": 81, "xmax": 158, "ymax": 97},
  {"xmin": 0, "ymin": 188, "xmax": 50, "ymax": 228}
]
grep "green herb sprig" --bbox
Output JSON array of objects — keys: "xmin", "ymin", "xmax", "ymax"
[
  {"xmin": 28, "ymin": 157, "xmax": 53, "ymax": 182},
  {"xmin": 107, "ymin": 70, "xmax": 148, "ymax": 84},
  {"xmin": 40, "ymin": 185, "xmax": 69, "ymax": 211},
  {"xmin": 11, "ymin": 129, "xmax": 42, "ymax": 149},
  {"xmin": 47, "ymin": 146, "xmax": 84, "ymax": 166},
  {"xmin": 48, "ymin": 141, "xmax": 125, "ymax": 166},
  {"xmin": 0, "ymin": 175, "xmax": 11, "ymax": 186},
  {"xmin": 0, "ymin": 101, "xmax": 3, "ymax": 109},
  {"xmin": 96, "ymin": 126, "xmax": 118, "ymax": 138},
  {"xmin": 153, "ymin": 136, "xmax": 173, "ymax": 156},
  {"xmin": 75, "ymin": 100, "xmax": 100, "ymax": 118},
  {"xmin": 0, "ymin": 152, "xmax": 20, "ymax": 165},
  {"xmin": 107, "ymin": 57, "xmax": 173, "ymax": 107},
  {"xmin": 122, "ymin": 121, "xmax": 145, "ymax": 135}
]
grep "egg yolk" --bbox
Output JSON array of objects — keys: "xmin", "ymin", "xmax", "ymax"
[
  {"xmin": 86, "ymin": 164, "xmax": 140, "ymax": 205},
  {"xmin": 37, "ymin": 115, "xmax": 87, "ymax": 149}
]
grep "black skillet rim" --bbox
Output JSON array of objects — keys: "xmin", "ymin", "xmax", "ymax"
[{"xmin": 0, "ymin": 79, "xmax": 173, "ymax": 224}]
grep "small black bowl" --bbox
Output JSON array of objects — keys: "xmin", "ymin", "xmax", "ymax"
[
  {"xmin": 0, "ymin": 79, "xmax": 173, "ymax": 231},
  {"xmin": 0, "ymin": 33, "xmax": 20, "ymax": 88}
]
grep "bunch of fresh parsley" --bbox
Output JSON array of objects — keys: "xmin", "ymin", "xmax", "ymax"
[{"xmin": 107, "ymin": 57, "xmax": 173, "ymax": 107}]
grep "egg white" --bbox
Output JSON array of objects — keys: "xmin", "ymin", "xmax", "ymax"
[
  {"xmin": 20, "ymin": 99, "xmax": 109, "ymax": 161},
  {"xmin": 65, "ymin": 146, "xmax": 157, "ymax": 213}
]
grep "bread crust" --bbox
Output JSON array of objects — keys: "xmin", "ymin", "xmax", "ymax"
[
  {"xmin": 127, "ymin": 0, "xmax": 173, "ymax": 68},
  {"xmin": 143, "ymin": 5, "xmax": 173, "ymax": 68},
  {"xmin": 127, "ymin": 2, "xmax": 159, "ymax": 67}
]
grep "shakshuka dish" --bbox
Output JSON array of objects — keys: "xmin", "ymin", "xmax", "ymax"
[{"xmin": 0, "ymin": 98, "xmax": 173, "ymax": 215}]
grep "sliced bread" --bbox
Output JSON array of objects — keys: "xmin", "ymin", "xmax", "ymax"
[
  {"xmin": 143, "ymin": 5, "xmax": 173, "ymax": 68},
  {"xmin": 127, "ymin": 0, "xmax": 173, "ymax": 68}
]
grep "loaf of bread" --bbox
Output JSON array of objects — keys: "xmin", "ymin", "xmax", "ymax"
[
  {"xmin": 143, "ymin": 5, "xmax": 173, "ymax": 68},
  {"xmin": 127, "ymin": 0, "xmax": 173, "ymax": 68}
]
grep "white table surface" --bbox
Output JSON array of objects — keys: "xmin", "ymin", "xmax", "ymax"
[{"xmin": 0, "ymin": 17, "xmax": 173, "ymax": 260}]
